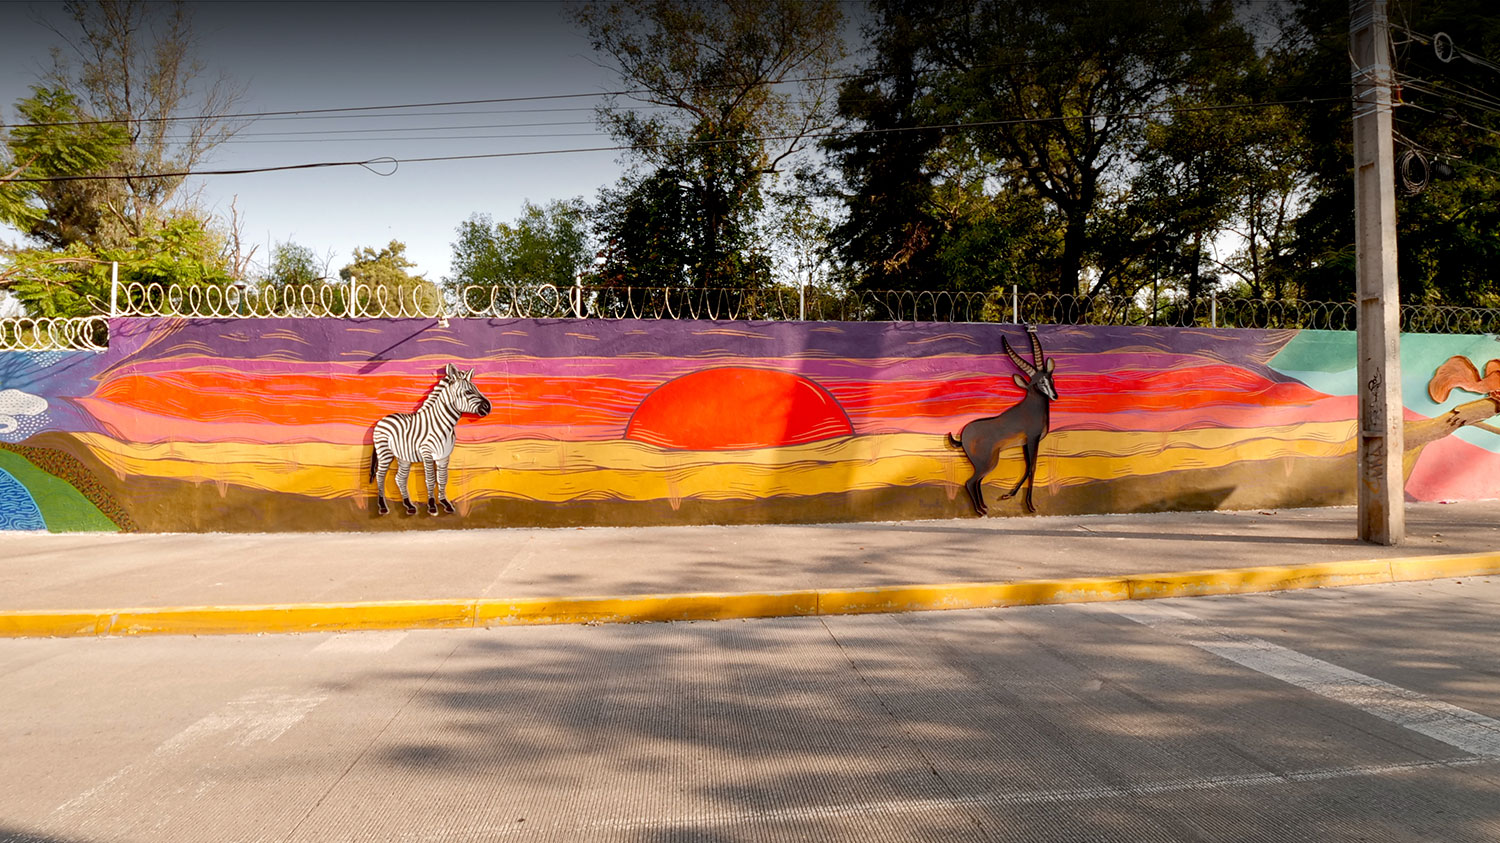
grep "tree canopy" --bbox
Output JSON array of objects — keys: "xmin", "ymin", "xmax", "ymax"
[
  {"xmin": 1, "ymin": 0, "xmax": 246, "ymax": 317},
  {"xmin": 1272, "ymin": 0, "xmax": 1500, "ymax": 306},
  {"xmin": 448, "ymin": 199, "xmax": 591, "ymax": 292},
  {"xmin": 43, "ymin": 0, "xmax": 245, "ymax": 245},
  {"xmin": 575, "ymin": 0, "xmax": 844, "ymax": 289},
  {"xmin": 340, "ymin": 241, "xmax": 441, "ymax": 315},
  {"xmin": 8, "ymin": 0, "xmax": 1500, "ymax": 318}
]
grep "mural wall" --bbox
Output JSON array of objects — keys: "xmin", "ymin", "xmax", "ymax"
[{"xmin": 0, "ymin": 317, "xmax": 1497, "ymax": 532}]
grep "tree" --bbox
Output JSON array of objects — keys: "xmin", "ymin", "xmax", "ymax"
[
  {"xmin": 823, "ymin": 0, "xmax": 947, "ymax": 292},
  {"xmin": 263, "ymin": 242, "xmax": 326, "ymax": 288},
  {"xmin": 0, "ymin": 2, "xmax": 247, "ymax": 317},
  {"xmin": 830, "ymin": 0, "xmax": 1259, "ymax": 300},
  {"xmin": 448, "ymin": 199, "xmax": 591, "ymax": 292},
  {"xmin": 41, "ymin": 0, "xmax": 245, "ymax": 246},
  {"xmin": 1192, "ymin": 101, "xmax": 1309, "ymax": 302},
  {"xmin": 257, "ymin": 240, "xmax": 335, "ymax": 315},
  {"xmin": 2, "ymin": 212, "xmax": 235, "ymax": 317},
  {"xmin": 1121, "ymin": 62, "xmax": 1309, "ymax": 305},
  {"xmin": 945, "ymin": 0, "xmax": 1257, "ymax": 298},
  {"xmin": 1, "ymin": 86, "xmax": 128, "ymax": 244},
  {"xmin": 1275, "ymin": 0, "xmax": 1500, "ymax": 307},
  {"xmin": 574, "ymin": 0, "xmax": 844, "ymax": 288},
  {"xmin": 339, "ymin": 241, "xmax": 441, "ymax": 316},
  {"xmin": 590, "ymin": 166, "xmax": 775, "ymax": 289}
]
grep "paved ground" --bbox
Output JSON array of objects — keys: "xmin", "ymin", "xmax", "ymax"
[
  {"xmin": 2, "ymin": 577, "xmax": 1498, "ymax": 842},
  {"xmin": 5, "ymin": 501, "xmax": 1500, "ymax": 611}
]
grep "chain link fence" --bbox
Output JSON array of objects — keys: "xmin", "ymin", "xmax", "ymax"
[{"xmin": 3, "ymin": 280, "xmax": 1499, "ymax": 350}]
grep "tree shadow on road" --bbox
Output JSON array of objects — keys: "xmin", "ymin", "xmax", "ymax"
[{"xmin": 324, "ymin": 594, "xmax": 1500, "ymax": 842}]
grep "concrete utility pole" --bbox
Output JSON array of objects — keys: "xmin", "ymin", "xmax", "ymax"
[{"xmin": 1350, "ymin": 0, "xmax": 1404, "ymax": 545}]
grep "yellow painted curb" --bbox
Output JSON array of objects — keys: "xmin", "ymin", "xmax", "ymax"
[
  {"xmin": 476, "ymin": 591, "xmax": 818, "ymax": 626},
  {"xmin": 818, "ymin": 577, "xmax": 1132, "ymax": 616},
  {"xmin": 1, "ymin": 551, "xmax": 1497, "ymax": 639},
  {"xmin": 1123, "ymin": 559, "xmax": 1395, "ymax": 600},
  {"xmin": 1387, "ymin": 551, "xmax": 1500, "ymax": 582},
  {"xmin": 108, "ymin": 601, "xmax": 478, "ymax": 637}
]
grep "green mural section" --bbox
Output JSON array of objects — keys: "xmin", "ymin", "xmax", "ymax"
[{"xmin": 0, "ymin": 449, "xmax": 117, "ymax": 532}]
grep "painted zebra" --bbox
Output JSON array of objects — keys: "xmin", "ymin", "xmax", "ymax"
[{"xmin": 370, "ymin": 364, "xmax": 492, "ymax": 516}]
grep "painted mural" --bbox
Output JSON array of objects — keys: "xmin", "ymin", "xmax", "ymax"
[
  {"xmin": 0, "ymin": 317, "xmax": 1497, "ymax": 532},
  {"xmin": 948, "ymin": 326, "xmax": 1057, "ymax": 514},
  {"xmin": 370, "ymin": 364, "xmax": 492, "ymax": 516}
]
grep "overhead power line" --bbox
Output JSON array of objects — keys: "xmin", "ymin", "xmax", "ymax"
[
  {"xmin": 139, "ymin": 84, "xmax": 1348, "ymax": 144},
  {"xmin": 3, "ymin": 96, "xmax": 1344, "ymax": 184},
  {"xmin": 0, "ymin": 44, "xmax": 1325, "ymax": 131},
  {"xmin": 0, "ymin": 90, "xmax": 633, "ymax": 131}
]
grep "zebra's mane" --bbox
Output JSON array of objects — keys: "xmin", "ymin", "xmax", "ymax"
[{"xmin": 417, "ymin": 377, "xmax": 453, "ymax": 412}]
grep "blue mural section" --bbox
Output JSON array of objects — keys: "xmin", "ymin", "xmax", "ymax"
[{"xmin": 0, "ymin": 466, "xmax": 45, "ymax": 531}]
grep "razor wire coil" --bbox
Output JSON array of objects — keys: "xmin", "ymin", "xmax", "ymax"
[{"xmin": 4, "ymin": 282, "xmax": 1499, "ymax": 350}]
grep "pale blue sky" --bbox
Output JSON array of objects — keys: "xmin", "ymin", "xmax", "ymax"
[{"xmin": 1, "ymin": 1, "xmax": 635, "ymax": 280}]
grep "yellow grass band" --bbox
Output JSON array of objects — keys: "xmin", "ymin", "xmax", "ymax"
[{"xmin": 73, "ymin": 423, "xmax": 1358, "ymax": 504}]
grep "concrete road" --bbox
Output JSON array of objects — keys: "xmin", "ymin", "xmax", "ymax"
[{"xmin": 3, "ymin": 578, "xmax": 1499, "ymax": 842}]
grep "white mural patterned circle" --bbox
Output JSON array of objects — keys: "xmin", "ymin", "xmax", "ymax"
[{"xmin": 0, "ymin": 388, "xmax": 49, "ymax": 440}]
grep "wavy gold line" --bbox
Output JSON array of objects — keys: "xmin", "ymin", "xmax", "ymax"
[{"xmin": 73, "ymin": 423, "xmax": 1356, "ymax": 504}]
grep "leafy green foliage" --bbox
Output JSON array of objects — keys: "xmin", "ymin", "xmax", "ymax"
[
  {"xmin": 263, "ymin": 242, "xmax": 325, "ymax": 288},
  {"xmin": 0, "ymin": 2, "xmax": 250, "ymax": 318},
  {"xmin": 1, "ymin": 86, "xmax": 128, "ymax": 245},
  {"xmin": 1275, "ymin": 0, "xmax": 1500, "ymax": 306},
  {"xmin": 447, "ymin": 199, "xmax": 591, "ymax": 292},
  {"xmin": 1, "ymin": 213, "xmax": 234, "ymax": 316},
  {"xmin": 46, "ymin": 0, "xmax": 244, "ymax": 243},
  {"xmin": 339, "ymin": 241, "xmax": 441, "ymax": 314},
  {"xmin": 822, "ymin": 0, "xmax": 945, "ymax": 292},
  {"xmin": 575, "ymin": 0, "xmax": 843, "ymax": 289},
  {"xmin": 827, "ymin": 0, "xmax": 1259, "ymax": 300}
]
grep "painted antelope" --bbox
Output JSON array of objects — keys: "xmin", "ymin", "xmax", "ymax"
[
  {"xmin": 370, "ymin": 364, "xmax": 492, "ymax": 516},
  {"xmin": 947, "ymin": 326, "xmax": 1058, "ymax": 515}
]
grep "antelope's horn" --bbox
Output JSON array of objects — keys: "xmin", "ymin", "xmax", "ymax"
[
  {"xmin": 1027, "ymin": 325, "xmax": 1044, "ymax": 365},
  {"xmin": 1003, "ymin": 336, "xmax": 1037, "ymax": 377}
]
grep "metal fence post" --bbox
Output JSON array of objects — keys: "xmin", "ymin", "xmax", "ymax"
[
  {"xmin": 1011, "ymin": 284, "xmax": 1019, "ymax": 324},
  {"xmin": 109, "ymin": 261, "xmax": 119, "ymax": 318},
  {"xmin": 1211, "ymin": 291, "xmax": 1217, "ymax": 329}
]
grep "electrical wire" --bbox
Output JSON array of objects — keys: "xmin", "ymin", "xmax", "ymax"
[
  {"xmin": 3, "ymin": 95, "xmax": 1345, "ymax": 184},
  {"xmin": 1400, "ymin": 98, "xmax": 1500, "ymax": 142},
  {"xmin": 0, "ymin": 90, "xmax": 636, "ymax": 130},
  {"xmin": 230, "ymin": 105, "xmax": 669, "ymax": 124},
  {"xmin": 1395, "ymin": 131, "xmax": 1500, "ymax": 180},
  {"xmin": 53, "ymin": 81, "xmax": 1353, "ymax": 150},
  {"xmin": 187, "ymin": 119, "xmax": 602, "ymax": 138},
  {"xmin": 0, "ymin": 45, "xmax": 1334, "ymax": 131},
  {"xmin": 1400, "ymin": 86, "xmax": 1500, "ymax": 114},
  {"xmin": 1395, "ymin": 26, "xmax": 1500, "ymax": 76},
  {"xmin": 203, "ymin": 132, "xmax": 611, "ymax": 145}
]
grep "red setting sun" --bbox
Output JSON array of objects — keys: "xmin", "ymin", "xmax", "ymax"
[{"xmin": 624, "ymin": 367, "xmax": 854, "ymax": 450}]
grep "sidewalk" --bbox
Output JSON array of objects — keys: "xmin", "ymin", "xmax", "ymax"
[{"xmin": 4, "ymin": 501, "xmax": 1500, "ymax": 636}]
